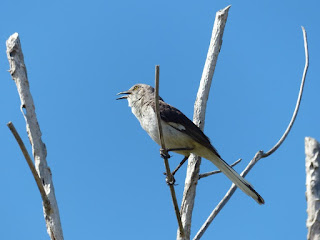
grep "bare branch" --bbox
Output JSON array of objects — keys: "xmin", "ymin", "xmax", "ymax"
[
  {"xmin": 6, "ymin": 33, "xmax": 63, "ymax": 240},
  {"xmin": 154, "ymin": 65, "xmax": 185, "ymax": 238},
  {"xmin": 178, "ymin": 5, "xmax": 231, "ymax": 240},
  {"xmin": 7, "ymin": 122, "xmax": 51, "ymax": 214},
  {"xmin": 198, "ymin": 159, "xmax": 242, "ymax": 179},
  {"xmin": 193, "ymin": 151, "xmax": 263, "ymax": 240},
  {"xmin": 262, "ymin": 26, "xmax": 308, "ymax": 157},
  {"xmin": 194, "ymin": 26, "xmax": 309, "ymax": 240}
]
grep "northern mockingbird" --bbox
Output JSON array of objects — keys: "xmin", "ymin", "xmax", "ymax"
[{"xmin": 117, "ymin": 83, "xmax": 264, "ymax": 204}]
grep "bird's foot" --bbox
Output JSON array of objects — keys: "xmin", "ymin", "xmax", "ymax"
[
  {"xmin": 160, "ymin": 149, "xmax": 171, "ymax": 159},
  {"xmin": 165, "ymin": 175, "xmax": 176, "ymax": 185}
]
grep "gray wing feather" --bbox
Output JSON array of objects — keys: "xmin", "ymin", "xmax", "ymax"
[{"xmin": 152, "ymin": 100, "xmax": 221, "ymax": 158}]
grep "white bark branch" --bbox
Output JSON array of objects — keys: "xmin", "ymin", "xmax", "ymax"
[
  {"xmin": 193, "ymin": 151, "xmax": 263, "ymax": 240},
  {"xmin": 262, "ymin": 26, "xmax": 308, "ymax": 158},
  {"xmin": 194, "ymin": 26, "xmax": 309, "ymax": 240},
  {"xmin": 177, "ymin": 5, "xmax": 231, "ymax": 240},
  {"xmin": 305, "ymin": 137, "xmax": 320, "ymax": 240},
  {"xmin": 6, "ymin": 33, "xmax": 64, "ymax": 240}
]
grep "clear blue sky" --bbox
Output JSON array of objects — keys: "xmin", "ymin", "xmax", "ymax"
[{"xmin": 0, "ymin": 1, "xmax": 318, "ymax": 239}]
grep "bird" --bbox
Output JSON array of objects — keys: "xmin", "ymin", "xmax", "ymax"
[{"xmin": 117, "ymin": 83, "xmax": 264, "ymax": 204}]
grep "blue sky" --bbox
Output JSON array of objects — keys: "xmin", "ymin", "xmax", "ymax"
[{"xmin": 0, "ymin": 1, "xmax": 318, "ymax": 239}]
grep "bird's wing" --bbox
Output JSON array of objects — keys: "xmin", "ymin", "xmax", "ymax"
[{"xmin": 153, "ymin": 100, "xmax": 221, "ymax": 158}]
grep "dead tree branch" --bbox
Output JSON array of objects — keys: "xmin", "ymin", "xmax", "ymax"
[
  {"xmin": 194, "ymin": 26, "xmax": 309, "ymax": 240},
  {"xmin": 6, "ymin": 33, "xmax": 64, "ymax": 240},
  {"xmin": 177, "ymin": 5, "xmax": 231, "ymax": 240},
  {"xmin": 305, "ymin": 137, "xmax": 320, "ymax": 240},
  {"xmin": 262, "ymin": 27, "xmax": 308, "ymax": 157},
  {"xmin": 7, "ymin": 122, "xmax": 51, "ymax": 214}
]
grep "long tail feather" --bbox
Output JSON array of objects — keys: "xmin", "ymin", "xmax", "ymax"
[{"xmin": 208, "ymin": 153, "xmax": 264, "ymax": 204}]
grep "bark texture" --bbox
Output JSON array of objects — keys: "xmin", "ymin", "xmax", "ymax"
[
  {"xmin": 177, "ymin": 5, "xmax": 231, "ymax": 240},
  {"xmin": 6, "ymin": 33, "xmax": 64, "ymax": 240},
  {"xmin": 306, "ymin": 137, "xmax": 320, "ymax": 240}
]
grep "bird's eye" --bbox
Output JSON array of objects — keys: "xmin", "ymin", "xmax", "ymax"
[{"xmin": 133, "ymin": 85, "xmax": 140, "ymax": 91}]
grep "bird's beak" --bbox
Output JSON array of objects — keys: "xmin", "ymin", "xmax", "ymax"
[{"xmin": 116, "ymin": 90, "xmax": 131, "ymax": 100}]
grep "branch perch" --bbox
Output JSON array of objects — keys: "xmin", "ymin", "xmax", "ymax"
[
  {"xmin": 6, "ymin": 33, "xmax": 63, "ymax": 240},
  {"xmin": 154, "ymin": 65, "xmax": 185, "ymax": 238},
  {"xmin": 193, "ymin": 26, "xmax": 309, "ymax": 240}
]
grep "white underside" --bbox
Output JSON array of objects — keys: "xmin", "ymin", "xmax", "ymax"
[{"xmin": 132, "ymin": 103, "xmax": 198, "ymax": 156}]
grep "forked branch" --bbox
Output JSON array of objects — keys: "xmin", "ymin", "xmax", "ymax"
[{"xmin": 194, "ymin": 26, "xmax": 309, "ymax": 240}]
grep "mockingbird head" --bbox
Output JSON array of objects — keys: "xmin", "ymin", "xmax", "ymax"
[{"xmin": 116, "ymin": 84, "xmax": 156, "ymax": 106}]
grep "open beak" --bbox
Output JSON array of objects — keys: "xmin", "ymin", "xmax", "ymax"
[{"xmin": 116, "ymin": 90, "xmax": 131, "ymax": 100}]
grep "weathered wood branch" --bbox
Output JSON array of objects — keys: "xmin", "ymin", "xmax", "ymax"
[
  {"xmin": 6, "ymin": 33, "xmax": 64, "ymax": 240},
  {"xmin": 305, "ymin": 137, "xmax": 320, "ymax": 240},
  {"xmin": 177, "ymin": 5, "xmax": 231, "ymax": 240},
  {"xmin": 194, "ymin": 26, "xmax": 309, "ymax": 240},
  {"xmin": 7, "ymin": 122, "xmax": 51, "ymax": 214}
]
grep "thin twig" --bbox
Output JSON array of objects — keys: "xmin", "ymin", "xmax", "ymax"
[
  {"xmin": 7, "ymin": 122, "xmax": 51, "ymax": 214},
  {"xmin": 194, "ymin": 26, "xmax": 309, "ymax": 240},
  {"xmin": 172, "ymin": 156, "xmax": 189, "ymax": 176},
  {"xmin": 154, "ymin": 65, "xmax": 185, "ymax": 238},
  {"xmin": 198, "ymin": 159, "xmax": 242, "ymax": 179},
  {"xmin": 262, "ymin": 27, "xmax": 308, "ymax": 157}
]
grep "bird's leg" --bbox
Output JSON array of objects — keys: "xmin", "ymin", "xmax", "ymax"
[
  {"xmin": 161, "ymin": 148, "xmax": 192, "ymax": 183},
  {"xmin": 171, "ymin": 156, "xmax": 189, "ymax": 176},
  {"xmin": 167, "ymin": 147, "xmax": 193, "ymax": 152},
  {"xmin": 160, "ymin": 148, "xmax": 171, "ymax": 159},
  {"xmin": 166, "ymin": 147, "xmax": 192, "ymax": 176},
  {"xmin": 159, "ymin": 148, "xmax": 177, "ymax": 185},
  {"xmin": 164, "ymin": 156, "xmax": 189, "ymax": 177}
]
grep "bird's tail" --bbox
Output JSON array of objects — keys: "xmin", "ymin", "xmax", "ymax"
[{"xmin": 208, "ymin": 153, "xmax": 264, "ymax": 204}]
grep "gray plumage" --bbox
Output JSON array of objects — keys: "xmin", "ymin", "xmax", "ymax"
[{"xmin": 117, "ymin": 83, "xmax": 264, "ymax": 204}]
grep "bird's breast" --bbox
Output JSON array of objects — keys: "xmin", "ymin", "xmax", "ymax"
[{"xmin": 131, "ymin": 104, "xmax": 195, "ymax": 156}]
